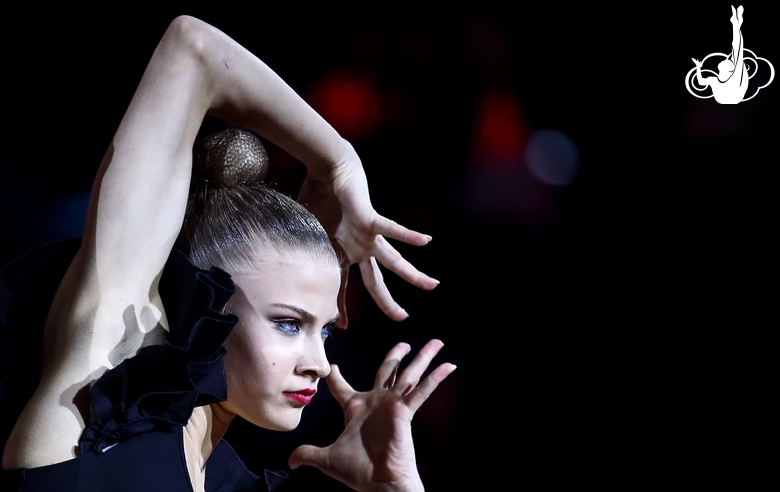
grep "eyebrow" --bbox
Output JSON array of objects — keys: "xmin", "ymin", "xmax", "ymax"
[{"xmin": 271, "ymin": 303, "xmax": 339, "ymax": 325}]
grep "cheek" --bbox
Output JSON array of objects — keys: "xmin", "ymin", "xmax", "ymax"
[
  {"xmin": 223, "ymin": 324, "xmax": 296, "ymax": 395},
  {"xmin": 223, "ymin": 301, "xmax": 271, "ymax": 374},
  {"xmin": 224, "ymin": 325, "xmax": 270, "ymax": 396}
]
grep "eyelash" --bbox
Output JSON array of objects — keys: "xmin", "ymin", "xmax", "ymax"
[
  {"xmin": 273, "ymin": 319, "xmax": 335, "ymax": 340},
  {"xmin": 273, "ymin": 319, "xmax": 300, "ymax": 335},
  {"xmin": 322, "ymin": 323, "xmax": 335, "ymax": 340}
]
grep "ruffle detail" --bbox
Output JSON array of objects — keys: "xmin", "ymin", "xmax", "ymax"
[{"xmin": 79, "ymin": 248, "xmax": 238, "ymax": 455}]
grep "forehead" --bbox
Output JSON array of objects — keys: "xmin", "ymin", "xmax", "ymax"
[{"xmin": 229, "ymin": 246, "xmax": 341, "ymax": 316}]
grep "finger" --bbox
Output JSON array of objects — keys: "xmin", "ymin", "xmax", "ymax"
[
  {"xmin": 328, "ymin": 239, "xmax": 350, "ymax": 329},
  {"xmin": 336, "ymin": 263, "xmax": 349, "ymax": 329},
  {"xmin": 373, "ymin": 236, "xmax": 439, "ymax": 291},
  {"xmin": 289, "ymin": 443, "xmax": 329, "ymax": 471},
  {"xmin": 325, "ymin": 364, "xmax": 356, "ymax": 404},
  {"xmin": 374, "ymin": 342, "xmax": 412, "ymax": 389},
  {"xmin": 394, "ymin": 339, "xmax": 445, "ymax": 395},
  {"xmin": 373, "ymin": 215, "xmax": 432, "ymax": 247},
  {"xmin": 359, "ymin": 257, "xmax": 408, "ymax": 321},
  {"xmin": 404, "ymin": 362, "xmax": 457, "ymax": 412}
]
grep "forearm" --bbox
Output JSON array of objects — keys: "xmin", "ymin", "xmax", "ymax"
[
  {"xmin": 695, "ymin": 66, "xmax": 707, "ymax": 86},
  {"xmin": 184, "ymin": 15, "xmax": 356, "ymax": 174},
  {"xmin": 88, "ymin": 15, "xmax": 356, "ymax": 286}
]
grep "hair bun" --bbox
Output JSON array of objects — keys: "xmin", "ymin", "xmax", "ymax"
[{"xmin": 192, "ymin": 128, "xmax": 269, "ymax": 188}]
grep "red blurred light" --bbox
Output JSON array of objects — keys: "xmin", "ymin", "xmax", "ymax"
[
  {"xmin": 306, "ymin": 70, "xmax": 384, "ymax": 140},
  {"xmin": 471, "ymin": 90, "xmax": 529, "ymax": 170}
]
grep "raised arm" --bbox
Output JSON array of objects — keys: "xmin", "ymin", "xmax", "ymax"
[
  {"xmin": 89, "ymin": 16, "xmax": 356, "ymax": 287},
  {"xmin": 90, "ymin": 15, "xmax": 435, "ymax": 325},
  {"xmin": 692, "ymin": 58, "xmax": 711, "ymax": 87},
  {"xmin": 4, "ymin": 15, "xmax": 434, "ymax": 469}
]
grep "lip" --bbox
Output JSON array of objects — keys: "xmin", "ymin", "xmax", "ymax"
[{"xmin": 283, "ymin": 388, "xmax": 316, "ymax": 405}]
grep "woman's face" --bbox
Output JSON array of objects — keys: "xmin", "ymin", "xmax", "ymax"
[{"xmin": 219, "ymin": 246, "xmax": 341, "ymax": 431}]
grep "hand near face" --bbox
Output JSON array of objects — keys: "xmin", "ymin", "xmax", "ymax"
[
  {"xmin": 288, "ymin": 339, "xmax": 456, "ymax": 492},
  {"xmin": 297, "ymin": 152, "xmax": 439, "ymax": 326}
]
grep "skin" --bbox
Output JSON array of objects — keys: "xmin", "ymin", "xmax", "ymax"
[
  {"xmin": 177, "ymin": 246, "xmax": 455, "ymax": 492},
  {"xmin": 179, "ymin": 246, "xmax": 340, "ymax": 491},
  {"xmin": 289, "ymin": 339, "xmax": 456, "ymax": 492},
  {"xmin": 3, "ymin": 15, "xmax": 452, "ymax": 492},
  {"xmin": 216, "ymin": 246, "xmax": 341, "ymax": 432}
]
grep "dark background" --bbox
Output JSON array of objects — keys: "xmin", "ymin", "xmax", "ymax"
[{"xmin": 1, "ymin": 4, "xmax": 776, "ymax": 490}]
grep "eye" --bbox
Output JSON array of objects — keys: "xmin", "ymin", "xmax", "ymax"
[
  {"xmin": 273, "ymin": 319, "xmax": 301, "ymax": 335},
  {"xmin": 321, "ymin": 323, "xmax": 336, "ymax": 340}
]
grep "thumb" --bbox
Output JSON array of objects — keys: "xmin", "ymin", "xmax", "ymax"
[
  {"xmin": 325, "ymin": 364, "xmax": 355, "ymax": 404},
  {"xmin": 289, "ymin": 444, "xmax": 329, "ymax": 471}
]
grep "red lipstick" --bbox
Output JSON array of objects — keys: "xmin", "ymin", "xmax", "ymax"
[{"xmin": 283, "ymin": 388, "xmax": 316, "ymax": 405}]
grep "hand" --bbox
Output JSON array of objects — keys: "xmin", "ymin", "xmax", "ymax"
[
  {"xmin": 297, "ymin": 150, "xmax": 439, "ymax": 326},
  {"xmin": 692, "ymin": 58, "xmax": 702, "ymax": 67},
  {"xmin": 288, "ymin": 339, "xmax": 456, "ymax": 492}
]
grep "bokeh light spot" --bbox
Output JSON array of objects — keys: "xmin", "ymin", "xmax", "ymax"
[
  {"xmin": 306, "ymin": 70, "xmax": 384, "ymax": 140},
  {"xmin": 525, "ymin": 129, "xmax": 580, "ymax": 186},
  {"xmin": 471, "ymin": 91, "xmax": 528, "ymax": 170}
]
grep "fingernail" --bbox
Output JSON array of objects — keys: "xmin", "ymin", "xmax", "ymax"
[
  {"xmin": 401, "ymin": 309, "xmax": 409, "ymax": 318},
  {"xmin": 425, "ymin": 235, "xmax": 433, "ymax": 243},
  {"xmin": 432, "ymin": 278, "xmax": 440, "ymax": 286}
]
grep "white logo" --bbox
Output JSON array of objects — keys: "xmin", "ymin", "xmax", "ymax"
[{"xmin": 685, "ymin": 5, "xmax": 774, "ymax": 104}]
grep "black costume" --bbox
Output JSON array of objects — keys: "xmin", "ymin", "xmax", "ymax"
[{"xmin": 0, "ymin": 239, "xmax": 287, "ymax": 491}]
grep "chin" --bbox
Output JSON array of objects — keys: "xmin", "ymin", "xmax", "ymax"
[
  {"xmin": 265, "ymin": 422, "xmax": 301, "ymax": 432},
  {"xmin": 267, "ymin": 419, "xmax": 301, "ymax": 432},
  {"xmin": 250, "ymin": 410, "xmax": 303, "ymax": 432}
]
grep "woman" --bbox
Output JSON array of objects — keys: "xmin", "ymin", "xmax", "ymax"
[
  {"xmin": 691, "ymin": 5, "xmax": 748, "ymax": 104},
  {"xmin": 1, "ymin": 14, "xmax": 453, "ymax": 491}
]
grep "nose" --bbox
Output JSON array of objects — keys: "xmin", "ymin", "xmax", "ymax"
[{"xmin": 295, "ymin": 334, "xmax": 331, "ymax": 380}]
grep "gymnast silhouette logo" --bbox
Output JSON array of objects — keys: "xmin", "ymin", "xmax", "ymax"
[{"xmin": 685, "ymin": 5, "xmax": 774, "ymax": 104}]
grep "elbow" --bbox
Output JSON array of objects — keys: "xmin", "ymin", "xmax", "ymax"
[{"xmin": 159, "ymin": 15, "xmax": 217, "ymax": 67}]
